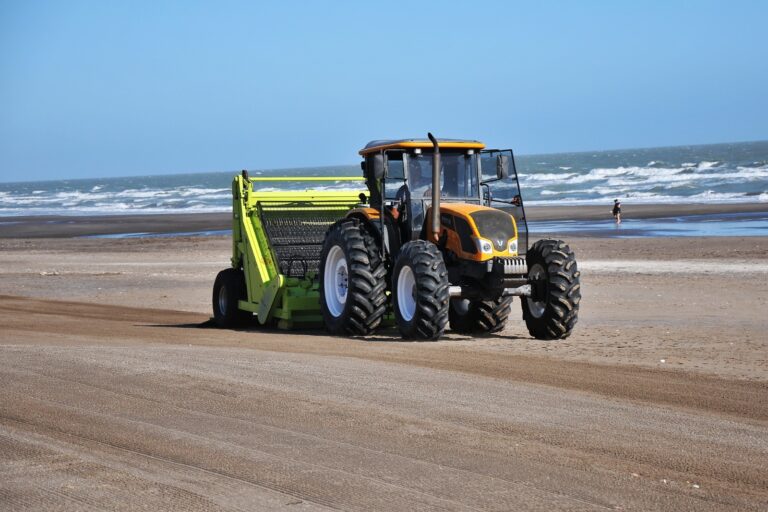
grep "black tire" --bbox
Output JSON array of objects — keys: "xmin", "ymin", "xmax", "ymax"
[
  {"xmin": 212, "ymin": 268, "xmax": 252, "ymax": 328},
  {"xmin": 392, "ymin": 240, "xmax": 449, "ymax": 340},
  {"xmin": 449, "ymin": 296, "xmax": 513, "ymax": 334},
  {"xmin": 319, "ymin": 219, "xmax": 387, "ymax": 335},
  {"xmin": 521, "ymin": 239, "xmax": 581, "ymax": 340}
]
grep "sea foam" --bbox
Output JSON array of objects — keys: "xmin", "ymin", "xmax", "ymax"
[{"xmin": 1, "ymin": 142, "xmax": 766, "ymax": 215}]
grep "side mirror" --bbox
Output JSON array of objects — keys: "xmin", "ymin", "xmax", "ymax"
[
  {"xmin": 372, "ymin": 153, "xmax": 387, "ymax": 180},
  {"xmin": 496, "ymin": 154, "xmax": 509, "ymax": 180}
]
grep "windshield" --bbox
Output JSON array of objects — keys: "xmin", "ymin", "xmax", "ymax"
[{"xmin": 406, "ymin": 151, "xmax": 479, "ymax": 200}]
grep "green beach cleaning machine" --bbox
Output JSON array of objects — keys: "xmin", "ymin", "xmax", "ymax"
[
  {"xmin": 212, "ymin": 134, "xmax": 580, "ymax": 340},
  {"xmin": 212, "ymin": 175, "xmax": 367, "ymax": 330}
]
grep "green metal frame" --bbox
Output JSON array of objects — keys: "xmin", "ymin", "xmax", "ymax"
[{"xmin": 230, "ymin": 175, "xmax": 365, "ymax": 329}]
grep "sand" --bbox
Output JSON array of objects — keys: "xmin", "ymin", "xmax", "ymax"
[{"xmin": 1, "ymin": 207, "xmax": 767, "ymax": 510}]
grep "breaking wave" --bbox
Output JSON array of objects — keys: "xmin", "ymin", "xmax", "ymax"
[{"xmin": 1, "ymin": 141, "xmax": 767, "ymax": 215}]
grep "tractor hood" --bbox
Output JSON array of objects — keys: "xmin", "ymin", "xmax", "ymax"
[
  {"xmin": 467, "ymin": 208, "xmax": 517, "ymax": 251},
  {"xmin": 426, "ymin": 203, "xmax": 519, "ymax": 261}
]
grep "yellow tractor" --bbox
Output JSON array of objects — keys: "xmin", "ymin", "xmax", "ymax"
[
  {"xmin": 213, "ymin": 133, "xmax": 579, "ymax": 340},
  {"xmin": 318, "ymin": 133, "xmax": 581, "ymax": 340}
]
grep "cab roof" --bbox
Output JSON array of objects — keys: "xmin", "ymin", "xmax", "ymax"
[{"xmin": 359, "ymin": 138, "xmax": 485, "ymax": 156}]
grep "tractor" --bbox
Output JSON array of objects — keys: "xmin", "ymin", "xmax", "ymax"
[{"xmin": 212, "ymin": 134, "xmax": 580, "ymax": 341}]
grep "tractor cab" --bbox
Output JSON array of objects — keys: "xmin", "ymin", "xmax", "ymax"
[{"xmin": 358, "ymin": 138, "xmax": 528, "ymax": 256}]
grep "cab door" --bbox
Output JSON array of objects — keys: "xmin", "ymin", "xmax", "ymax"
[{"xmin": 480, "ymin": 149, "xmax": 528, "ymax": 253}]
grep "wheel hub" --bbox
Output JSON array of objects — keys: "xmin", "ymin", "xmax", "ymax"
[
  {"xmin": 324, "ymin": 245, "xmax": 349, "ymax": 318},
  {"xmin": 336, "ymin": 265, "xmax": 348, "ymax": 303},
  {"xmin": 218, "ymin": 285, "xmax": 228, "ymax": 314},
  {"xmin": 397, "ymin": 265, "xmax": 417, "ymax": 322},
  {"xmin": 526, "ymin": 263, "xmax": 547, "ymax": 319}
]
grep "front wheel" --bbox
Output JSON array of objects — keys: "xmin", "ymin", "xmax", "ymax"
[
  {"xmin": 212, "ymin": 268, "xmax": 252, "ymax": 328},
  {"xmin": 392, "ymin": 240, "xmax": 449, "ymax": 340},
  {"xmin": 522, "ymin": 239, "xmax": 581, "ymax": 340}
]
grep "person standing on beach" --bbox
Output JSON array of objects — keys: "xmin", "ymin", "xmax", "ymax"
[{"xmin": 612, "ymin": 199, "xmax": 622, "ymax": 224}]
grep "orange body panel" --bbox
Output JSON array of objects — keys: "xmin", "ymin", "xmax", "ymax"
[
  {"xmin": 347, "ymin": 207, "xmax": 380, "ymax": 221},
  {"xmin": 425, "ymin": 204, "xmax": 518, "ymax": 262},
  {"xmin": 348, "ymin": 204, "xmax": 517, "ymax": 262}
]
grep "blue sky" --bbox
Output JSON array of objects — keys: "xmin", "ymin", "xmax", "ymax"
[{"xmin": 1, "ymin": 1, "xmax": 767, "ymax": 181}]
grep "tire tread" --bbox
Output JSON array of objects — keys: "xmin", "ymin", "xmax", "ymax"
[{"xmin": 522, "ymin": 239, "xmax": 581, "ymax": 340}]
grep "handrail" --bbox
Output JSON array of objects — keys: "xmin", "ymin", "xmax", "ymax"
[{"xmin": 248, "ymin": 176, "xmax": 363, "ymax": 182}]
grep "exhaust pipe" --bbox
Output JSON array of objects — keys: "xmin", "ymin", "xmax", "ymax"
[{"xmin": 427, "ymin": 132, "xmax": 441, "ymax": 240}]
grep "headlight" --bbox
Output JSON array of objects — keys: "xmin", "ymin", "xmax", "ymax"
[
  {"xmin": 474, "ymin": 237, "xmax": 493, "ymax": 255},
  {"xmin": 508, "ymin": 239, "xmax": 518, "ymax": 254}
]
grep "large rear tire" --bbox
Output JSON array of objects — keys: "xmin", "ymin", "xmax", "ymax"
[
  {"xmin": 212, "ymin": 268, "xmax": 252, "ymax": 328},
  {"xmin": 319, "ymin": 219, "xmax": 387, "ymax": 335},
  {"xmin": 522, "ymin": 239, "xmax": 580, "ymax": 340},
  {"xmin": 392, "ymin": 240, "xmax": 449, "ymax": 340},
  {"xmin": 449, "ymin": 296, "xmax": 513, "ymax": 334}
]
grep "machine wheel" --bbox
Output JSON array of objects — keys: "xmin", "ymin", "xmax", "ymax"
[
  {"xmin": 392, "ymin": 240, "xmax": 449, "ymax": 340},
  {"xmin": 319, "ymin": 219, "xmax": 387, "ymax": 335},
  {"xmin": 212, "ymin": 268, "xmax": 252, "ymax": 328},
  {"xmin": 522, "ymin": 239, "xmax": 581, "ymax": 340},
  {"xmin": 449, "ymin": 296, "xmax": 513, "ymax": 334}
]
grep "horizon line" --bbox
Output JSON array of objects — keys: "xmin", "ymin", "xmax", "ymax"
[{"xmin": 2, "ymin": 138, "xmax": 767, "ymax": 185}]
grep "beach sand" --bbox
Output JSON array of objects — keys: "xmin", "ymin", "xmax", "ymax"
[{"xmin": 1, "ymin": 205, "xmax": 767, "ymax": 510}]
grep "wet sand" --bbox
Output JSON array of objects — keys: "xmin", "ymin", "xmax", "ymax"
[
  {"xmin": 1, "ymin": 213, "xmax": 767, "ymax": 510},
  {"xmin": 2, "ymin": 202, "xmax": 767, "ymax": 238}
]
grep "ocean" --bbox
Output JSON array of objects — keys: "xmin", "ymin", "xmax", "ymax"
[{"xmin": 1, "ymin": 140, "xmax": 767, "ymax": 217}]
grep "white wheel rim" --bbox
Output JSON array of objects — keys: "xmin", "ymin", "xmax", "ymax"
[
  {"xmin": 526, "ymin": 263, "xmax": 547, "ymax": 319},
  {"xmin": 218, "ymin": 285, "xmax": 228, "ymax": 314},
  {"xmin": 324, "ymin": 245, "xmax": 348, "ymax": 317},
  {"xmin": 397, "ymin": 265, "xmax": 417, "ymax": 322}
]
